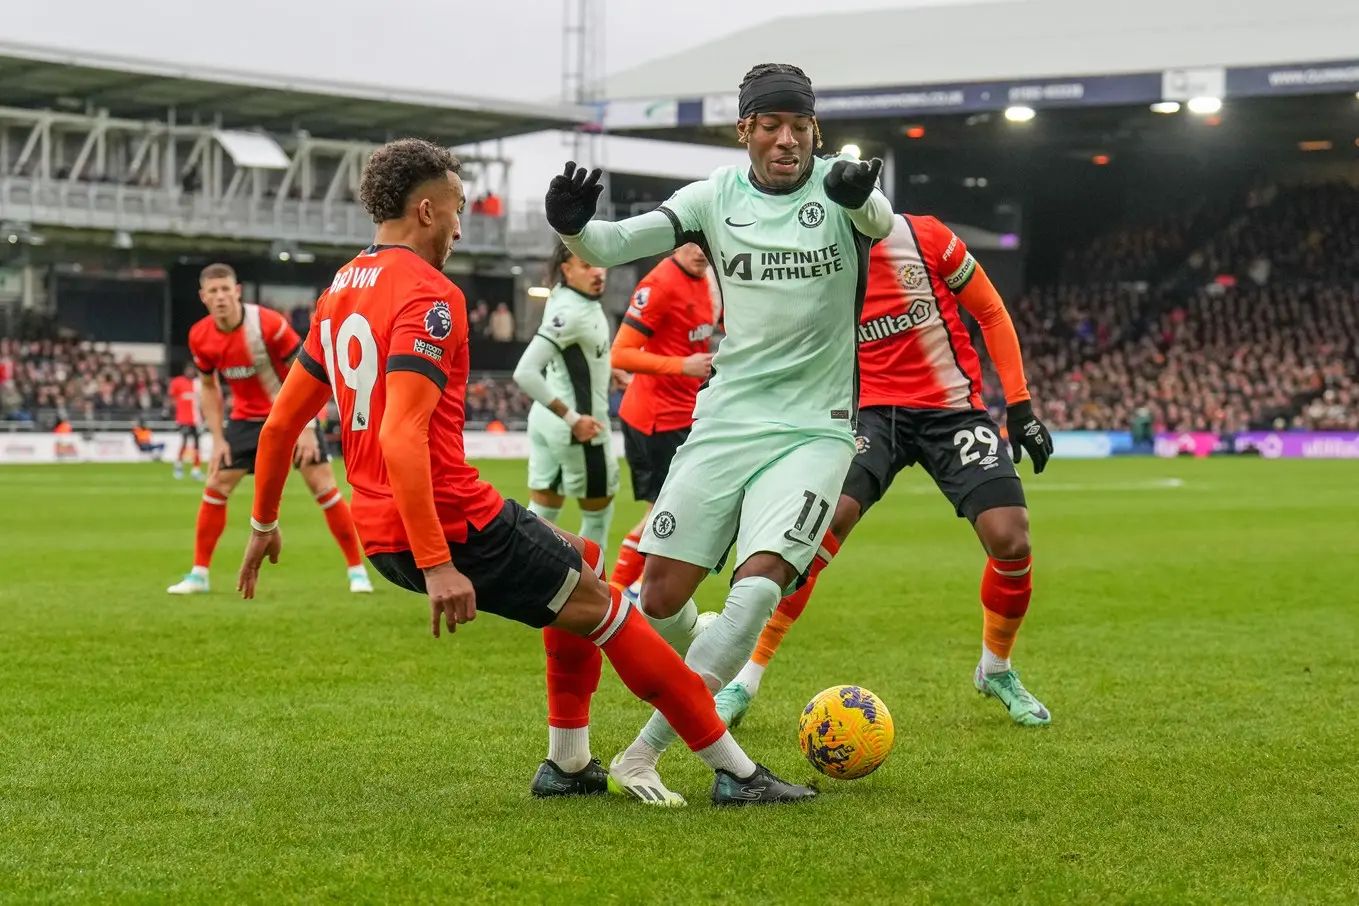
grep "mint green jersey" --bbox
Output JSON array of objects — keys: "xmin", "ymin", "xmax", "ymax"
[
  {"xmin": 531, "ymin": 284, "xmax": 613, "ymax": 437},
  {"xmin": 660, "ymin": 156, "xmax": 871, "ymax": 435}
]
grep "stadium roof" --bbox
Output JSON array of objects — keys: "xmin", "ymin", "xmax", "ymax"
[
  {"xmin": 602, "ymin": 0, "xmax": 1359, "ymax": 102},
  {"xmin": 0, "ymin": 39, "xmax": 596, "ymax": 145}
]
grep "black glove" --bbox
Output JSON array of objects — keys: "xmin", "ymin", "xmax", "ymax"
[
  {"xmin": 823, "ymin": 157, "xmax": 883, "ymax": 210},
  {"xmin": 544, "ymin": 161, "xmax": 604, "ymax": 235},
  {"xmin": 1006, "ymin": 400, "xmax": 1054, "ymax": 474}
]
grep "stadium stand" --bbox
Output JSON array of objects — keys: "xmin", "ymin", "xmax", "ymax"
[
  {"xmin": 7, "ymin": 178, "xmax": 1356, "ymax": 436},
  {"xmin": 996, "ymin": 181, "xmax": 1359, "ymax": 434}
]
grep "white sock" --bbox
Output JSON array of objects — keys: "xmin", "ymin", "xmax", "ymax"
[
  {"xmin": 547, "ymin": 726, "xmax": 591, "ymax": 773},
  {"xmin": 981, "ymin": 643, "xmax": 1011, "ymax": 675},
  {"xmin": 190, "ymin": 565, "xmax": 209, "ymax": 579},
  {"xmin": 695, "ymin": 731, "xmax": 756, "ymax": 778},
  {"xmin": 641, "ymin": 598, "xmax": 700, "ymax": 655},
  {"xmin": 527, "ymin": 500, "xmax": 562, "ymax": 524},
  {"xmin": 578, "ymin": 502, "xmax": 614, "ymax": 551},
  {"xmin": 617, "ymin": 734, "xmax": 663, "ymax": 771},
  {"xmin": 638, "ymin": 576, "xmax": 782, "ymax": 754},
  {"xmin": 733, "ymin": 660, "xmax": 766, "ymax": 697}
]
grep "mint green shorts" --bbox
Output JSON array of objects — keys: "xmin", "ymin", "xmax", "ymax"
[
  {"xmin": 527, "ymin": 411, "xmax": 619, "ymax": 500},
  {"xmin": 638, "ymin": 418, "xmax": 854, "ymax": 575}
]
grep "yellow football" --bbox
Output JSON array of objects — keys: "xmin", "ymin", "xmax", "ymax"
[{"xmin": 798, "ymin": 685, "xmax": 895, "ymax": 780}]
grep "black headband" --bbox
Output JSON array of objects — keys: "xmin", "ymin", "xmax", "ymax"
[{"xmin": 738, "ymin": 71, "xmax": 816, "ymax": 119}]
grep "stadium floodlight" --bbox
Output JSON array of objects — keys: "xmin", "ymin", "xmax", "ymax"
[
  {"xmin": 527, "ymin": 286, "xmax": 552, "ymax": 299},
  {"xmin": 1004, "ymin": 106, "xmax": 1036, "ymax": 123},
  {"xmin": 1150, "ymin": 101, "xmax": 1182, "ymax": 114},
  {"xmin": 1187, "ymin": 97, "xmax": 1222, "ymax": 115},
  {"xmin": 839, "ymin": 143, "xmax": 862, "ymax": 159}
]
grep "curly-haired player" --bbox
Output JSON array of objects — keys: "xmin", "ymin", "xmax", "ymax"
[{"xmin": 239, "ymin": 138, "xmax": 813, "ymax": 807}]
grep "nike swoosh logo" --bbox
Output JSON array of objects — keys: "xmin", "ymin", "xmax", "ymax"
[
  {"xmin": 725, "ymin": 217, "xmax": 755, "ymax": 228},
  {"xmin": 783, "ymin": 530, "xmax": 811, "ymax": 546}
]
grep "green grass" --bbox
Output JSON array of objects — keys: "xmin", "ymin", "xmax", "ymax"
[{"xmin": 1, "ymin": 457, "xmax": 1357, "ymax": 904}]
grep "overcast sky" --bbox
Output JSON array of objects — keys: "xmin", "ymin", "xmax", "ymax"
[{"xmin": 8, "ymin": 0, "xmax": 979, "ymax": 200}]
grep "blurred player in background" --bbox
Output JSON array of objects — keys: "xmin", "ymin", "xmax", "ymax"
[
  {"xmin": 165, "ymin": 263, "xmax": 372, "ymax": 596},
  {"xmin": 545, "ymin": 62, "xmax": 893, "ymax": 803},
  {"xmin": 511, "ymin": 245, "xmax": 617, "ymax": 551},
  {"xmin": 607, "ymin": 243, "xmax": 715, "ymax": 594},
  {"xmin": 238, "ymin": 138, "xmax": 813, "ymax": 806},
  {"xmin": 132, "ymin": 420, "xmax": 165, "ymax": 458},
  {"xmin": 168, "ymin": 362, "xmax": 203, "ymax": 480},
  {"xmin": 717, "ymin": 212, "xmax": 1057, "ymax": 727}
]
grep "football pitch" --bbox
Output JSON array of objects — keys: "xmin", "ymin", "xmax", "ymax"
[{"xmin": 1, "ymin": 457, "xmax": 1355, "ymax": 904}]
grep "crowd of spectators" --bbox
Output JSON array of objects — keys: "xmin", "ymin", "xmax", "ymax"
[
  {"xmin": 465, "ymin": 373, "xmax": 532, "ymax": 424},
  {"xmin": 0, "ymin": 337, "xmax": 167, "ymax": 425},
  {"xmin": 988, "ymin": 182, "xmax": 1359, "ymax": 434},
  {"xmin": 1024, "ymin": 283, "xmax": 1358, "ymax": 432}
]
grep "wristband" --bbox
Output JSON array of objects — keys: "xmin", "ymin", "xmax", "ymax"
[
  {"xmin": 562, "ymin": 409, "xmax": 582, "ymax": 427},
  {"xmin": 250, "ymin": 518, "xmax": 278, "ymax": 533}
]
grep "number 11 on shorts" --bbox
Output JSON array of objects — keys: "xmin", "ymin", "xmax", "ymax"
[{"xmin": 786, "ymin": 490, "xmax": 830, "ymax": 546}]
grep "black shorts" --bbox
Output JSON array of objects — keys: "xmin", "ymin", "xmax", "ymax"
[
  {"xmin": 621, "ymin": 421, "xmax": 690, "ymax": 503},
  {"xmin": 367, "ymin": 498, "xmax": 583, "ymax": 629},
  {"xmin": 222, "ymin": 418, "xmax": 330, "ymax": 475},
  {"xmin": 178, "ymin": 424, "xmax": 200, "ymax": 445},
  {"xmin": 843, "ymin": 406, "xmax": 1026, "ymax": 522}
]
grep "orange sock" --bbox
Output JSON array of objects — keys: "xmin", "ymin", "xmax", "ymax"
[
  {"xmin": 544, "ymin": 627, "xmax": 601, "ymax": 729},
  {"xmin": 193, "ymin": 492, "xmax": 229, "ymax": 569},
  {"xmin": 192, "ymin": 448, "xmax": 201, "ymax": 468},
  {"xmin": 981, "ymin": 554, "xmax": 1032, "ymax": 661},
  {"xmin": 752, "ymin": 532, "xmax": 841, "ymax": 667},
  {"xmin": 316, "ymin": 489, "xmax": 363, "ymax": 568},
  {"xmin": 610, "ymin": 530, "xmax": 645, "ymax": 590},
  {"xmin": 579, "ymin": 537, "xmax": 606, "ymax": 580}
]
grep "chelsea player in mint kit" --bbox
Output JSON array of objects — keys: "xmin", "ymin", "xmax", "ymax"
[{"xmin": 544, "ymin": 62, "xmax": 894, "ymax": 805}]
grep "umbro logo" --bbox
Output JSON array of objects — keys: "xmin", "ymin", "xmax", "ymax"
[{"xmin": 724, "ymin": 217, "xmax": 755, "ymax": 228}]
